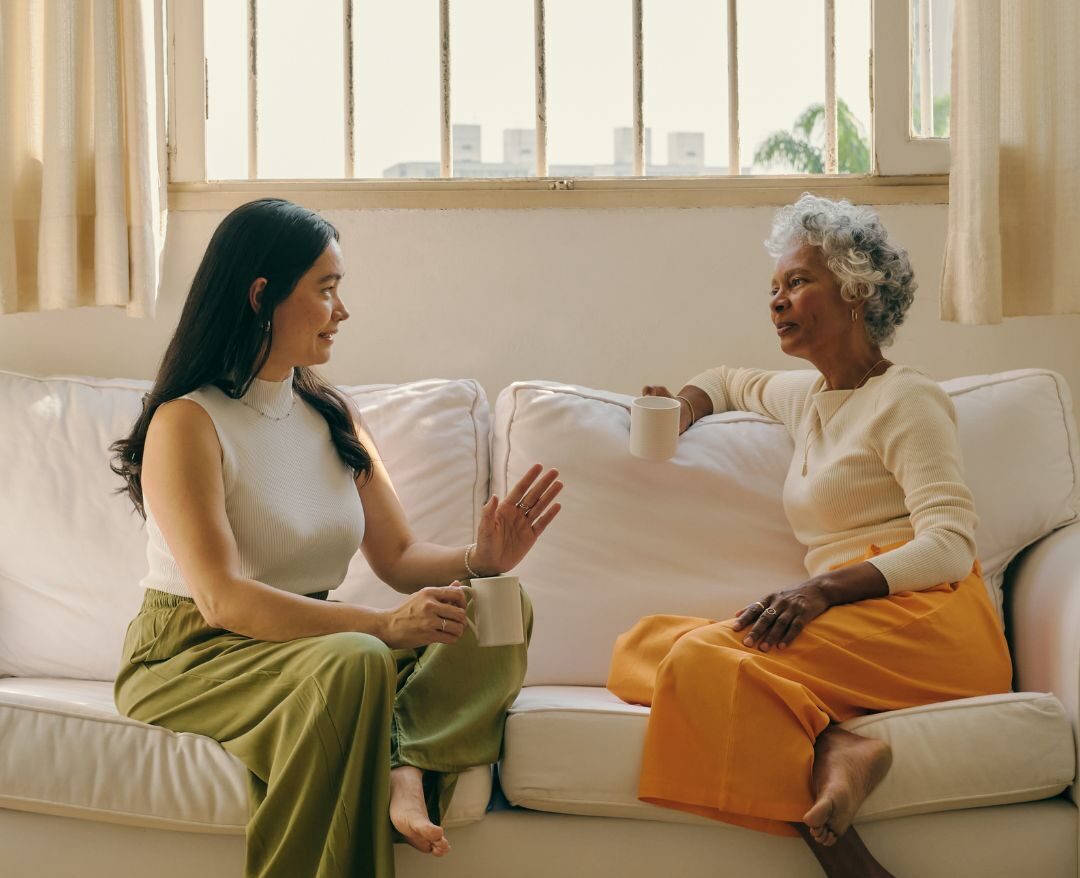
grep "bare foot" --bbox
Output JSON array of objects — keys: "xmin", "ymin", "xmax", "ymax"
[
  {"xmin": 803, "ymin": 728, "xmax": 892, "ymax": 847},
  {"xmin": 389, "ymin": 766, "xmax": 450, "ymax": 856}
]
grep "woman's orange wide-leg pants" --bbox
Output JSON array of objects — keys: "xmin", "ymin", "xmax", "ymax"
[{"xmin": 607, "ymin": 544, "xmax": 1013, "ymax": 837}]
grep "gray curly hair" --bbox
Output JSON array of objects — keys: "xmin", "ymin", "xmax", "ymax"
[{"xmin": 764, "ymin": 193, "xmax": 916, "ymax": 347}]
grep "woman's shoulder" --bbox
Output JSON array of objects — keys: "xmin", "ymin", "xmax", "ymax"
[
  {"xmin": 150, "ymin": 395, "xmax": 219, "ymax": 440},
  {"xmin": 877, "ymin": 365, "xmax": 947, "ymax": 395},
  {"xmin": 873, "ymin": 365, "xmax": 956, "ymax": 418}
]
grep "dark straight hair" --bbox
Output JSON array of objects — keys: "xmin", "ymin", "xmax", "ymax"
[{"xmin": 110, "ymin": 198, "xmax": 372, "ymax": 518}]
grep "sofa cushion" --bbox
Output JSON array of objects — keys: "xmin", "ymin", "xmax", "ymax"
[
  {"xmin": 0, "ymin": 678, "xmax": 490, "ymax": 831},
  {"xmin": 0, "ymin": 371, "xmax": 489, "ymax": 679},
  {"xmin": 499, "ymin": 686, "xmax": 1074, "ymax": 825},
  {"xmin": 491, "ymin": 370, "xmax": 1080, "ymax": 686}
]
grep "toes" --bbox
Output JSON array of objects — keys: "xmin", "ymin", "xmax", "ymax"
[
  {"xmin": 418, "ymin": 823, "xmax": 445, "ymax": 845},
  {"xmin": 802, "ymin": 798, "xmax": 832, "ymax": 831}
]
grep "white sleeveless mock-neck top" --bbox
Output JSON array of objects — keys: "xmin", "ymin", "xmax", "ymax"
[{"xmin": 140, "ymin": 373, "xmax": 366, "ymax": 597}]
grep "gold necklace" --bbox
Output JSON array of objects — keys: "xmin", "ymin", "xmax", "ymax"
[{"xmin": 801, "ymin": 359, "xmax": 889, "ymax": 477}]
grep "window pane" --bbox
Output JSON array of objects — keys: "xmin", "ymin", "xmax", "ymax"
[
  {"xmin": 257, "ymin": 0, "xmax": 345, "ymax": 179},
  {"xmin": 835, "ymin": 0, "xmax": 872, "ymax": 173},
  {"xmin": 910, "ymin": 0, "xmax": 953, "ymax": 138},
  {"xmin": 205, "ymin": 0, "xmax": 248, "ymax": 180},
  {"xmin": 740, "ymin": 2, "xmax": 826, "ymax": 174},
  {"xmin": 546, "ymin": 0, "xmax": 632, "ymax": 175},
  {"xmin": 450, "ymin": 0, "xmax": 535, "ymax": 178},
  {"xmin": 644, "ymin": 0, "xmax": 730, "ymax": 175},
  {"xmin": 355, "ymin": 0, "xmax": 439, "ymax": 179}
]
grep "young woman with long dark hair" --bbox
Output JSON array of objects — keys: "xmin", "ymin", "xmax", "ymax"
[{"xmin": 111, "ymin": 198, "xmax": 562, "ymax": 878}]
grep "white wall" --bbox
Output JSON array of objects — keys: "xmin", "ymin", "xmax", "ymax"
[{"xmin": 1, "ymin": 205, "xmax": 1078, "ymax": 409}]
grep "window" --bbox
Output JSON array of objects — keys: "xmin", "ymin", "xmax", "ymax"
[
  {"xmin": 909, "ymin": 0, "xmax": 953, "ymax": 139},
  {"xmin": 168, "ymin": 0, "xmax": 950, "ymax": 200}
]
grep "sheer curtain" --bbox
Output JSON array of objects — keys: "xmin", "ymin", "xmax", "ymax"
[
  {"xmin": 0, "ymin": 0, "xmax": 166, "ymax": 317},
  {"xmin": 941, "ymin": 1, "xmax": 1080, "ymax": 324}
]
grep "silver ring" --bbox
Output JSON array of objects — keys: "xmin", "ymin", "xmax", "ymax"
[
  {"xmin": 752, "ymin": 601, "xmax": 766, "ymax": 612},
  {"xmin": 440, "ymin": 618, "xmax": 446, "ymax": 631},
  {"xmin": 763, "ymin": 606, "xmax": 778, "ymax": 617}
]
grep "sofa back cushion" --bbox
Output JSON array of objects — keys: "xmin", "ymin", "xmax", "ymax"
[
  {"xmin": 492, "ymin": 370, "xmax": 1080, "ymax": 687},
  {"xmin": 0, "ymin": 372, "xmax": 488, "ymax": 680},
  {"xmin": 334, "ymin": 380, "xmax": 490, "ymax": 609}
]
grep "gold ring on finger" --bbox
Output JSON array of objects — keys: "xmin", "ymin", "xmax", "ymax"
[
  {"xmin": 440, "ymin": 618, "xmax": 446, "ymax": 631},
  {"xmin": 763, "ymin": 607, "xmax": 778, "ymax": 616}
]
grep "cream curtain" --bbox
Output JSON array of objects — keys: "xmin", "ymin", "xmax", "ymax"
[
  {"xmin": 941, "ymin": 0, "xmax": 1080, "ymax": 324},
  {"xmin": 0, "ymin": 0, "xmax": 166, "ymax": 317}
]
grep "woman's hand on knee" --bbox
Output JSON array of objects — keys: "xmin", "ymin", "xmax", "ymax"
[
  {"xmin": 379, "ymin": 584, "xmax": 469, "ymax": 649},
  {"xmin": 732, "ymin": 582, "xmax": 831, "ymax": 652}
]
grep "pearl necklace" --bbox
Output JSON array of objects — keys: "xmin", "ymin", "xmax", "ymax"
[{"xmin": 801, "ymin": 359, "xmax": 890, "ymax": 477}]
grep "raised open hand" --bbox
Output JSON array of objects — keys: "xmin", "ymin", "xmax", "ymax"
[{"xmin": 470, "ymin": 464, "xmax": 563, "ymax": 576}]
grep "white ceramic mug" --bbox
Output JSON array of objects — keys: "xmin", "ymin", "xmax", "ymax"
[
  {"xmin": 629, "ymin": 395, "xmax": 681, "ymax": 461},
  {"xmin": 463, "ymin": 575, "xmax": 525, "ymax": 647}
]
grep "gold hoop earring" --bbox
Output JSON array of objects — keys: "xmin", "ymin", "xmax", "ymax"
[{"xmin": 851, "ymin": 309, "xmax": 859, "ymax": 322}]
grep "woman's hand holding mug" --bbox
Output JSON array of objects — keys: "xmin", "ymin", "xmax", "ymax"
[
  {"xmin": 379, "ymin": 585, "xmax": 469, "ymax": 649},
  {"xmin": 642, "ymin": 385, "xmax": 693, "ymax": 435}
]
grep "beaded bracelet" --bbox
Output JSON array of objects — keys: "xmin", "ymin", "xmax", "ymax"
[{"xmin": 463, "ymin": 542, "xmax": 480, "ymax": 579}]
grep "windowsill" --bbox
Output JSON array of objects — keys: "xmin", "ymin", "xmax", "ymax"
[{"xmin": 167, "ymin": 174, "xmax": 949, "ymax": 211}]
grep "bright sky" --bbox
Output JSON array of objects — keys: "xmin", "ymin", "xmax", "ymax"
[{"xmin": 205, "ymin": 0, "xmax": 879, "ymax": 180}]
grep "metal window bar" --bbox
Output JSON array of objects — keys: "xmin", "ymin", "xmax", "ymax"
[
  {"xmin": 632, "ymin": 0, "xmax": 644, "ymax": 176},
  {"xmin": 917, "ymin": 0, "xmax": 933, "ymax": 136},
  {"xmin": 343, "ymin": 0, "xmax": 355, "ymax": 178},
  {"xmin": 440, "ymin": 0, "xmax": 451, "ymax": 177},
  {"xmin": 726, "ymin": 0, "xmax": 739, "ymax": 175},
  {"xmin": 824, "ymin": 0, "xmax": 838, "ymax": 173},
  {"xmin": 247, "ymin": 0, "xmax": 258, "ymax": 179},
  {"xmin": 534, "ymin": 0, "xmax": 547, "ymax": 177}
]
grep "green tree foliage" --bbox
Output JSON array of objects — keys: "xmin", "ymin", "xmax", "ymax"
[
  {"xmin": 753, "ymin": 99, "xmax": 870, "ymax": 174},
  {"xmin": 912, "ymin": 95, "xmax": 952, "ymax": 138}
]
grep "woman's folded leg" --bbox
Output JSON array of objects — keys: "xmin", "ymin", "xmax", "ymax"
[
  {"xmin": 608, "ymin": 563, "xmax": 1011, "ymax": 836},
  {"xmin": 390, "ymin": 585, "xmax": 534, "ymax": 822},
  {"xmin": 115, "ymin": 596, "xmax": 398, "ymax": 878}
]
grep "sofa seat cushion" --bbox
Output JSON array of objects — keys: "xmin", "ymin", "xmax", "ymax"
[
  {"xmin": 500, "ymin": 686, "xmax": 1074, "ymax": 825},
  {"xmin": 0, "ymin": 678, "xmax": 491, "ymax": 832}
]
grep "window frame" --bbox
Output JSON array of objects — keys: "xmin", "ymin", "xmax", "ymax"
[{"xmin": 166, "ymin": 0, "xmax": 949, "ymax": 211}]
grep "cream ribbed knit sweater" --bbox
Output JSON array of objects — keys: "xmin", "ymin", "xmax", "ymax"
[
  {"xmin": 687, "ymin": 364, "xmax": 978, "ymax": 593},
  {"xmin": 141, "ymin": 374, "xmax": 366, "ymax": 597}
]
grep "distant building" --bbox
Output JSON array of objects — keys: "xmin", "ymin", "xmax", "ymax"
[
  {"xmin": 382, "ymin": 125, "xmax": 732, "ymax": 178},
  {"xmin": 453, "ymin": 124, "xmax": 482, "ymax": 165},
  {"xmin": 668, "ymin": 132, "xmax": 705, "ymax": 170},
  {"xmin": 613, "ymin": 127, "xmax": 652, "ymax": 167},
  {"xmin": 503, "ymin": 129, "xmax": 535, "ymax": 166}
]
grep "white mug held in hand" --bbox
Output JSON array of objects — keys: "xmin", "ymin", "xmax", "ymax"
[
  {"xmin": 463, "ymin": 575, "xmax": 525, "ymax": 647},
  {"xmin": 630, "ymin": 395, "xmax": 681, "ymax": 461}
]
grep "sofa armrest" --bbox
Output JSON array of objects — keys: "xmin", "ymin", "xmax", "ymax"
[{"xmin": 1008, "ymin": 522, "xmax": 1080, "ymax": 801}]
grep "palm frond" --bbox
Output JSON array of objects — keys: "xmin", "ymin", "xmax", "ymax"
[{"xmin": 753, "ymin": 132, "xmax": 824, "ymax": 174}]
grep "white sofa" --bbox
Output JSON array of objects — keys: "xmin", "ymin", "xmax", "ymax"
[{"xmin": 1, "ymin": 367, "xmax": 1078, "ymax": 878}]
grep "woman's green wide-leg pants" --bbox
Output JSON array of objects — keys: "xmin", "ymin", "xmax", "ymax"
[{"xmin": 114, "ymin": 588, "xmax": 533, "ymax": 878}]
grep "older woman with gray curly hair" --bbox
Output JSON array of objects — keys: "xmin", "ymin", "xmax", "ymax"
[{"xmin": 608, "ymin": 194, "xmax": 1011, "ymax": 878}]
